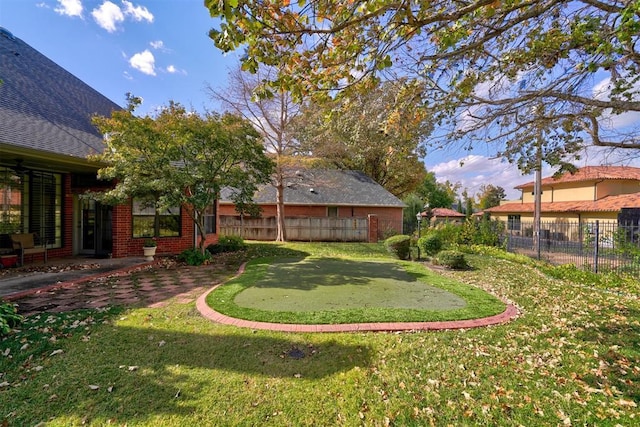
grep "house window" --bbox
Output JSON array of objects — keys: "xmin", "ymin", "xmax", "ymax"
[
  {"xmin": 0, "ymin": 168, "xmax": 63, "ymax": 248},
  {"xmin": 204, "ymin": 202, "xmax": 217, "ymax": 234},
  {"xmin": 0, "ymin": 167, "xmax": 22, "ymax": 236},
  {"xmin": 327, "ymin": 206, "xmax": 338, "ymax": 218},
  {"xmin": 132, "ymin": 198, "xmax": 180, "ymax": 238},
  {"xmin": 507, "ymin": 214, "xmax": 521, "ymax": 231}
]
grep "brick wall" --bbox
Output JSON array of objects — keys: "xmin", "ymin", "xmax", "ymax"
[{"xmin": 111, "ymin": 204, "xmax": 199, "ymax": 258}]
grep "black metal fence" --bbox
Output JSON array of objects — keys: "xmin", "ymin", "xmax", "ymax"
[{"xmin": 504, "ymin": 220, "xmax": 640, "ymax": 277}]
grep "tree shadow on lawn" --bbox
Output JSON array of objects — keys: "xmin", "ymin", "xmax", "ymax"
[
  {"xmin": 3, "ymin": 324, "xmax": 373, "ymax": 425},
  {"xmin": 255, "ymin": 257, "xmax": 418, "ymax": 290}
]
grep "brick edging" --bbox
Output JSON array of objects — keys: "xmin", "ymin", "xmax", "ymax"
[{"xmin": 196, "ymin": 263, "xmax": 520, "ymax": 333}]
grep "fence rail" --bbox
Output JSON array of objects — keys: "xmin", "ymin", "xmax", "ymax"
[{"xmin": 505, "ymin": 220, "xmax": 640, "ymax": 277}]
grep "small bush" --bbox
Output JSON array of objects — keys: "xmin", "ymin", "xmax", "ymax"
[
  {"xmin": 177, "ymin": 248, "xmax": 212, "ymax": 266},
  {"xmin": 434, "ymin": 250, "xmax": 468, "ymax": 269},
  {"xmin": 417, "ymin": 233, "xmax": 443, "ymax": 256},
  {"xmin": 0, "ymin": 300, "xmax": 23, "ymax": 336},
  {"xmin": 207, "ymin": 235, "xmax": 247, "ymax": 255},
  {"xmin": 384, "ymin": 234, "xmax": 411, "ymax": 260}
]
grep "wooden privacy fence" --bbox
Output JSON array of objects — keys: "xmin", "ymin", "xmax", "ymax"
[{"xmin": 219, "ymin": 216, "xmax": 370, "ymax": 242}]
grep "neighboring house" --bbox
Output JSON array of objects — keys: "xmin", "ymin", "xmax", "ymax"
[
  {"xmin": 0, "ymin": 28, "xmax": 208, "ymax": 260},
  {"xmin": 427, "ymin": 207, "xmax": 466, "ymax": 224},
  {"xmin": 219, "ymin": 169, "xmax": 405, "ymax": 241},
  {"xmin": 485, "ymin": 166, "xmax": 640, "ymax": 235}
]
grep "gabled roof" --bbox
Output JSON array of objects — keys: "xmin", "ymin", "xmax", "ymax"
[
  {"xmin": 516, "ymin": 166, "xmax": 640, "ymax": 190},
  {"xmin": 0, "ymin": 28, "xmax": 120, "ymax": 160},
  {"xmin": 485, "ymin": 192, "xmax": 640, "ymax": 214},
  {"xmin": 221, "ymin": 169, "xmax": 405, "ymax": 207}
]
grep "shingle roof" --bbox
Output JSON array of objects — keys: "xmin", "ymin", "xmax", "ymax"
[
  {"xmin": 485, "ymin": 192, "xmax": 640, "ymax": 214},
  {"xmin": 0, "ymin": 28, "xmax": 120, "ymax": 159},
  {"xmin": 515, "ymin": 166, "xmax": 640, "ymax": 190},
  {"xmin": 221, "ymin": 169, "xmax": 405, "ymax": 207}
]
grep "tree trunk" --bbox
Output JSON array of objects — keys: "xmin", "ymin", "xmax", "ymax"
[{"xmin": 275, "ymin": 176, "xmax": 286, "ymax": 242}]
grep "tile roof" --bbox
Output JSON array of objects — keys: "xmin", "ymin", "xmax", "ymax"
[
  {"xmin": 485, "ymin": 192, "xmax": 640, "ymax": 214},
  {"xmin": 515, "ymin": 166, "xmax": 640, "ymax": 189},
  {"xmin": 0, "ymin": 28, "xmax": 120, "ymax": 160},
  {"xmin": 220, "ymin": 169, "xmax": 405, "ymax": 207},
  {"xmin": 429, "ymin": 207, "xmax": 465, "ymax": 217}
]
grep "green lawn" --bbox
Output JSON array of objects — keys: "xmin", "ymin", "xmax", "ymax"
[{"xmin": 1, "ymin": 242, "xmax": 638, "ymax": 426}]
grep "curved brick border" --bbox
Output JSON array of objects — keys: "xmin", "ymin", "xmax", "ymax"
[{"xmin": 196, "ymin": 262, "xmax": 520, "ymax": 333}]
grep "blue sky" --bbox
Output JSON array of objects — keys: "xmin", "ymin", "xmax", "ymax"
[{"xmin": 1, "ymin": 1, "xmax": 638, "ymax": 201}]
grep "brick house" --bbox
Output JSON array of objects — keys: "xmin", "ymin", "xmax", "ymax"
[
  {"xmin": 219, "ymin": 169, "xmax": 405, "ymax": 241},
  {"xmin": 0, "ymin": 28, "xmax": 211, "ymax": 260}
]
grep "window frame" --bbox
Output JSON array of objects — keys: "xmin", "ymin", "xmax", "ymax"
[{"xmin": 131, "ymin": 198, "xmax": 181, "ymax": 238}]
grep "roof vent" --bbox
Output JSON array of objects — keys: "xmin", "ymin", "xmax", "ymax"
[{"xmin": 0, "ymin": 27, "xmax": 16, "ymax": 41}]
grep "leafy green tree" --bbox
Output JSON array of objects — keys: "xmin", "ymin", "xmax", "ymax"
[
  {"xmin": 91, "ymin": 94, "xmax": 273, "ymax": 253},
  {"xmin": 205, "ymin": 1, "xmax": 640, "ymax": 168},
  {"xmin": 293, "ymin": 80, "xmax": 429, "ymax": 197},
  {"xmin": 477, "ymin": 184, "xmax": 507, "ymax": 210},
  {"xmin": 415, "ymin": 172, "xmax": 458, "ymax": 209}
]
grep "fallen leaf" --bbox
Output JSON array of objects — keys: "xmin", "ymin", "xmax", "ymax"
[
  {"xmin": 88, "ymin": 385, "xmax": 99, "ymax": 390},
  {"xmin": 49, "ymin": 349, "xmax": 63, "ymax": 357},
  {"xmin": 616, "ymin": 399, "xmax": 637, "ymax": 408}
]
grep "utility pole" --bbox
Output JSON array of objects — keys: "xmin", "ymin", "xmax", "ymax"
[{"xmin": 533, "ymin": 126, "xmax": 542, "ymax": 260}]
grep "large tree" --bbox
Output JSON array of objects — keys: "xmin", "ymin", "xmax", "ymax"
[
  {"xmin": 477, "ymin": 184, "xmax": 507, "ymax": 210},
  {"xmin": 205, "ymin": 0, "xmax": 640, "ymax": 168},
  {"xmin": 208, "ymin": 66, "xmax": 300, "ymax": 242},
  {"xmin": 91, "ymin": 94, "xmax": 273, "ymax": 253},
  {"xmin": 294, "ymin": 80, "xmax": 429, "ymax": 197},
  {"xmin": 207, "ymin": 66, "xmax": 300, "ymax": 242},
  {"xmin": 415, "ymin": 172, "xmax": 459, "ymax": 209}
]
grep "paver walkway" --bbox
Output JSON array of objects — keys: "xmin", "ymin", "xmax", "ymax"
[{"xmin": 3, "ymin": 259, "xmax": 519, "ymax": 332}]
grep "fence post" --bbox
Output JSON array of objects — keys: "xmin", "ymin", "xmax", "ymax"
[{"xmin": 593, "ymin": 220, "xmax": 599, "ymax": 274}]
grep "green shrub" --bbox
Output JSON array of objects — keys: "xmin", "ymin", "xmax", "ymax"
[
  {"xmin": 177, "ymin": 248, "xmax": 212, "ymax": 266},
  {"xmin": 434, "ymin": 250, "xmax": 468, "ymax": 269},
  {"xmin": 434, "ymin": 222, "xmax": 462, "ymax": 246},
  {"xmin": 207, "ymin": 235, "xmax": 247, "ymax": 255},
  {"xmin": 417, "ymin": 233, "xmax": 443, "ymax": 256},
  {"xmin": 384, "ymin": 234, "xmax": 411, "ymax": 260},
  {"xmin": 0, "ymin": 300, "xmax": 22, "ymax": 336}
]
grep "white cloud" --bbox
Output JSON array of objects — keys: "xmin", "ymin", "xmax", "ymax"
[
  {"xmin": 165, "ymin": 65, "xmax": 186, "ymax": 75},
  {"xmin": 122, "ymin": 1, "xmax": 154, "ymax": 23},
  {"xmin": 150, "ymin": 40, "xmax": 164, "ymax": 49},
  {"xmin": 129, "ymin": 50, "xmax": 156, "ymax": 76},
  {"xmin": 92, "ymin": 1, "xmax": 153, "ymax": 32},
  {"xmin": 92, "ymin": 1, "xmax": 124, "ymax": 32},
  {"xmin": 54, "ymin": 0, "xmax": 83, "ymax": 17}
]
